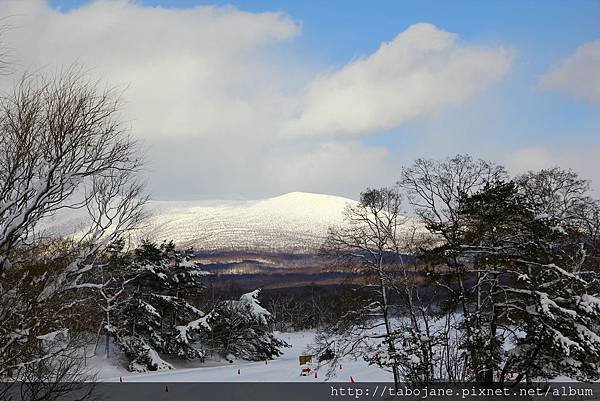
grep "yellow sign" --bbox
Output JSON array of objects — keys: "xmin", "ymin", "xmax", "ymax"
[{"xmin": 299, "ymin": 355, "xmax": 312, "ymax": 365}]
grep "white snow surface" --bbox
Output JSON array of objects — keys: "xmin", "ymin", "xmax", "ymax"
[
  {"xmin": 93, "ymin": 331, "xmax": 391, "ymax": 383},
  {"xmin": 40, "ymin": 192, "xmax": 356, "ymax": 253},
  {"xmin": 40, "ymin": 191, "xmax": 425, "ymax": 253},
  {"xmin": 234, "ymin": 290, "xmax": 271, "ymax": 325},
  {"xmin": 140, "ymin": 192, "xmax": 355, "ymax": 253}
]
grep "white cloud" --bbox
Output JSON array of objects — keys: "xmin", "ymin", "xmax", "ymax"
[
  {"xmin": 0, "ymin": 2, "xmax": 514, "ymax": 199},
  {"xmin": 0, "ymin": 0, "xmax": 300, "ymax": 140},
  {"xmin": 540, "ymin": 40, "xmax": 600, "ymax": 104},
  {"xmin": 263, "ymin": 140, "xmax": 390, "ymax": 194},
  {"xmin": 145, "ymin": 137, "xmax": 390, "ymax": 199},
  {"xmin": 504, "ymin": 147, "xmax": 555, "ymax": 173},
  {"xmin": 505, "ymin": 146, "xmax": 600, "ymax": 195},
  {"xmin": 286, "ymin": 23, "xmax": 514, "ymax": 137}
]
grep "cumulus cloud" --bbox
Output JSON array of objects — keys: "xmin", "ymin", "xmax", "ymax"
[
  {"xmin": 504, "ymin": 147, "xmax": 555, "ymax": 173},
  {"xmin": 286, "ymin": 23, "xmax": 514, "ymax": 137},
  {"xmin": 262, "ymin": 140, "xmax": 390, "ymax": 194},
  {"xmin": 505, "ymin": 146, "xmax": 600, "ymax": 195},
  {"xmin": 0, "ymin": 0, "xmax": 300, "ymax": 140},
  {"xmin": 540, "ymin": 40, "xmax": 600, "ymax": 104},
  {"xmin": 0, "ymin": 1, "xmax": 514, "ymax": 199}
]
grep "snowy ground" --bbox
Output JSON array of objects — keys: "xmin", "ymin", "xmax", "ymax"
[{"xmin": 91, "ymin": 331, "xmax": 391, "ymax": 383}]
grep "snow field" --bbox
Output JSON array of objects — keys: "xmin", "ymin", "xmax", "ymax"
[{"xmin": 96, "ymin": 331, "xmax": 391, "ymax": 383}]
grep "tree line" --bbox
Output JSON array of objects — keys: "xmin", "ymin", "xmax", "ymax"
[
  {"xmin": 0, "ymin": 69, "xmax": 285, "ymax": 401},
  {"xmin": 0, "ymin": 44, "xmax": 598, "ymax": 396},
  {"xmin": 314, "ymin": 155, "xmax": 600, "ymax": 387}
]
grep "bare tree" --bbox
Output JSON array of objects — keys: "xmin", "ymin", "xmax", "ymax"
[
  {"xmin": 400, "ymin": 154, "xmax": 506, "ymax": 242},
  {"xmin": 398, "ymin": 155, "xmax": 508, "ymax": 383},
  {"xmin": 0, "ymin": 69, "xmax": 145, "ymax": 257},
  {"xmin": 319, "ymin": 187, "xmax": 408, "ymax": 387},
  {"xmin": 0, "ymin": 68, "xmax": 146, "ymax": 387},
  {"xmin": 517, "ymin": 167, "xmax": 600, "ymax": 255}
]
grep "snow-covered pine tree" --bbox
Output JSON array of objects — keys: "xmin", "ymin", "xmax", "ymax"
[
  {"xmin": 447, "ymin": 179, "xmax": 600, "ymax": 383},
  {"xmin": 509, "ymin": 169, "xmax": 600, "ymax": 382},
  {"xmin": 201, "ymin": 290, "xmax": 288, "ymax": 361},
  {"xmin": 101, "ymin": 240, "xmax": 211, "ymax": 371},
  {"xmin": 401, "ymin": 157, "xmax": 600, "ymax": 384}
]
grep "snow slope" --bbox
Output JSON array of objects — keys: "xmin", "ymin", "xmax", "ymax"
[
  {"xmin": 139, "ymin": 192, "xmax": 356, "ymax": 253},
  {"xmin": 42, "ymin": 191, "xmax": 425, "ymax": 254},
  {"xmin": 97, "ymin": 331, "xmax": 391, "ymax": 383}
]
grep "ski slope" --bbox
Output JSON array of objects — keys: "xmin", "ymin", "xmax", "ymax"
[
  {"xmin": 98, "ymin": 332, "xmax": 391, "ymax": 383},
  {"xmin": 42, "ymin": 192, "xmax": 355, "ymax": 253},
  {"xmin": 42, "ymin": 191, "xmax": 425, "ymax": 255},
  {"xmin": 140, "ymin": 192, "xmax": 355, "ymax": 253}
]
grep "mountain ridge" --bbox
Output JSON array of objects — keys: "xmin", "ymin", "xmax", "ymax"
[{"xmin": 140, "ymin": 191, "xmax": 356, "ymax": 253}]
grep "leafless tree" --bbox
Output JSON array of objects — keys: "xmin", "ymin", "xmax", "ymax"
[
  {"xmin": 0, "ymin": 67, "xmax": 147, "ymax": 388},
  {"xmin": 399, "ymin": 154, "xmax": 506, "ymax": 242},
  {"xmin": 398, "ymin": 155, "xmax": 507, "ymax": 384},
  {"xmin": 319, "ymin": 187, "xmax": 409, "ymax": 386},
  {"xmin": 517, "ymin": 167, "xmax": 600, "ymax": 254},
  {"xmin": 0, "ymin": 68, "xmax": 145, "ymax": 266}
]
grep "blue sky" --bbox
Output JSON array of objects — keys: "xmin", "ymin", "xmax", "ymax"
[
  {"xmin": 51, "ymin": 0, "xmax": 600, "ymax": 62},
  {"xmin": 23, "ymin": 0, "xmax": 600, "ymax": 198}
]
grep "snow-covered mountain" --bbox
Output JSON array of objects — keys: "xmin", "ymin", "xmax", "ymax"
[
  {"xmin": 44, "ymin": 191, "xmax": 425, "ymax": 255},
  {"xmin": 139, "ymin": 192, "xmax": 356, "ymax": 253}
]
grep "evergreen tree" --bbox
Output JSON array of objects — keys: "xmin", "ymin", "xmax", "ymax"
[
  {"xmin": 98, "ymin": 240, "xmax": 210, "ymax": 371},
  {"xmin": 92, "ymin": 241, "xmax": 288, "ymax": 371},
  {"xmin": 430, "ymin": 180, "xmax": 600, "ymax": 383},
  {"xmin": 201, "ymin": 290, "xmax": 288, "ymax": 361}
]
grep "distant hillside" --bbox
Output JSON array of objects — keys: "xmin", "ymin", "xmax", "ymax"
[
  {"xmin": 140, "ymin": 192, "xmax": 355, "ymax": 253},
  {"xmin": 43, "ymin": 191, "xmax": 425, "ymax": 254}
]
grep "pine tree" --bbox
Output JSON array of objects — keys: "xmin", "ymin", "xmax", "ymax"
[
  {"xmin": 92, "ymin": 241, "xmax": 288, "ymax": 371},
  {"xmin": 201, "ymin": 290, "xmax": 288, "ymax": 361},
  {"xmin": 96, "ymin": 240, "xmax": 210, "ymax": 371},
  {"xmin": 433, "ymin": 180, "xmax": 600, "ymax": 383}
]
